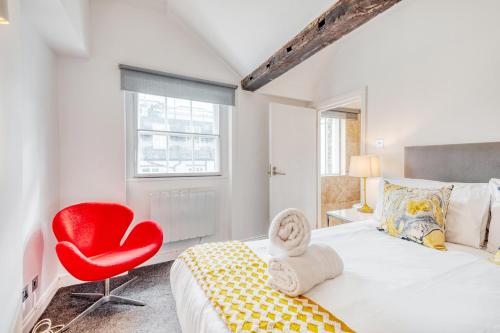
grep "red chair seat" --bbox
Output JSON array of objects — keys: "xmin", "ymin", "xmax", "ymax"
[
  {"xmin": 53, "ymin": 203, "xmax": 163, "ymax": 282},
  {"xmin": 91, "ymin": 245, "xmax": 157, "ymax": 267}
]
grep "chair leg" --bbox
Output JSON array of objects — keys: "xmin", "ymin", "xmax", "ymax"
[
  {"xmin": 61, "ymin": 297, "xmax": 109, "ymax": 332},
  {"xmin": 64, "ymin": 276, "xmax": 144, "ymax": 331},
  {"xmin": 71, "ymin": 292, "xmax": 103, "ymax": 300},
  {"xmin": 111, "ymin": 276, "xmax": 138, "ymax": 295},
  {"xmin": 108, "ymin": 295, "xmax": 145, "ymax": 306}
]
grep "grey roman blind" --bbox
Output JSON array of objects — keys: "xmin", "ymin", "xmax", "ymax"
[
  {"xmin": 321, "ymin": 108, "xmax": 359, "ymax": 120},
  {"xmin": 119, "ymin": 64, "xmax": 237, "ymax": 106}
]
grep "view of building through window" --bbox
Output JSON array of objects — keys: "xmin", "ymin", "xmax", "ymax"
[{"xmin": 136, "ymin": 93, "xmax": 221, "ymax": 176}]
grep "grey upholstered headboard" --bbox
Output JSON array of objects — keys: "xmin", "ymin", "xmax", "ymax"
[{"xmin": 404, "ymin": 142, "xmax": 500, "ymax": 183}]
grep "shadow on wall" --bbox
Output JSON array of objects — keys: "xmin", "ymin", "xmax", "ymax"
[{"xmin": 23, "ymin": 229, "xmax": 44, "ymax": 317}]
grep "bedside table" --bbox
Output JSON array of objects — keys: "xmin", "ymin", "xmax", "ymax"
[{"xmin": 326, "ymin": 208, "xmax": 374, "ymax": 226}]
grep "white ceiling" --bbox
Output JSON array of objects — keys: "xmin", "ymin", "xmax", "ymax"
[{"xmin": 166, "ymin": 0, "xmax": 337, "ymax": 77}]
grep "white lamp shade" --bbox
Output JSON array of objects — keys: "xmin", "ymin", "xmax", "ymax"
[
  {"xmin": 0, "ymin": 0, "xmax": 9, "ymax": 25},
  {"xmin": 349, "ymin": 155, "xmax": 381, "ymax": 178}
]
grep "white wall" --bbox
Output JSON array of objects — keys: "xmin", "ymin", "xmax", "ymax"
[
  {"xmin": 24, "ymin": 0, "xmax": 90, "ymax": 56},
  {"xmin": 57, "ymin": 0, "xmax": 239, "ymax": 205},
  {"xmin": 0, "ymin": 2, "xmax": 24, "ymax": 331},
  {"xmin": 0, "ymin": 0, "xmax": 59, "ymax": 331},
  {"xmin": 20, "ymin": 25, "xmax": 60, "ymax": 330},
  {"xmin": 311, "ymin": 0, "xmax": 500, "ymax": 206}
]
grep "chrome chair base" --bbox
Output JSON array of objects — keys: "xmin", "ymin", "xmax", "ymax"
[{"xmin": 62, "ymin": 276, "xmax": 144, "ymax": 331}]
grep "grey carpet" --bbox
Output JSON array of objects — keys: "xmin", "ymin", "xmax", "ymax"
[{"xmin": 34, "ymin": 262, "xmax": 181, "ymax": 333}]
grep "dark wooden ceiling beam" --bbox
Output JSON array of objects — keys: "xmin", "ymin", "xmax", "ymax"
[{"xmin": 241, "ymin": 0, "xmax": 401, "ymax": 91}]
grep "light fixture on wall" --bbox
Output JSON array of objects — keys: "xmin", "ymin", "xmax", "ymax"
[
  {"xmin": 0, "ymin": 0, "xmax": 9, "ymax": 25},
  {"xmin": 349, "ymin": 155, "xmax": 381, "ymax": 213}
]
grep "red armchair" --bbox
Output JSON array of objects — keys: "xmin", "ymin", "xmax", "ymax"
[{"xmin": 53, "ymin": 202, "xmax": 163, "ymax": 327}]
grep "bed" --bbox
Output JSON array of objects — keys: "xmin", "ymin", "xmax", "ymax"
[{"xmin": 170, "ymin": 142, "xmax": 500, "ymax": 333}]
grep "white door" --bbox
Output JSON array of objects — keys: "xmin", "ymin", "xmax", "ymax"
[{"xmin": 269, "ymin": 103, "xmax": 317, "ymax": 228}]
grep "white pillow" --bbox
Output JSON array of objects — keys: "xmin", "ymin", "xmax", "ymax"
[
  {"xmin": 375, "ymin": 177, "xmax": 490, "ymax": 249},
  {"xmin": 486, "ymin": 179, "xmax": 500, "ymax": 253}
]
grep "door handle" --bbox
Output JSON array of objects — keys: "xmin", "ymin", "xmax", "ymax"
[{"xmin": 268, "ymin": 165, "xmax": 286, "ymax": 176}]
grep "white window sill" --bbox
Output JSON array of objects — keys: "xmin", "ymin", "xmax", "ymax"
[{"xmin": 127, "ymin": 175, "xmax": 228, "ymax": 183}]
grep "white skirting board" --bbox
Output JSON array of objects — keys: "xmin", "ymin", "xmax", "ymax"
[{"xmin": 22, "ymin": 277, "xmax": 60, "ymax": 333}]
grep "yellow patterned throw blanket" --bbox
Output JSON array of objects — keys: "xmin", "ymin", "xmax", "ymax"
[{"xmin": 179, "ymin": 241, "xmax": 354, "ymax": 333}]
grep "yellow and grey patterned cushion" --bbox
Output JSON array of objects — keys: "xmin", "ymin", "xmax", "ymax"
[{"xmin": 378, "ymin": 182, "xmax": 453, "ymax": 250}]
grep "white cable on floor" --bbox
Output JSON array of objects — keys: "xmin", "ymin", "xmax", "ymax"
[{"xmin": 31, "ymin": 318, "xmax": 65, "ymax": 333}]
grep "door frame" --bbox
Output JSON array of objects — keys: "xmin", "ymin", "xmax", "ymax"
[{"xmin": 312, "ymin": 87, "xmax": 367, "ymax": 228}]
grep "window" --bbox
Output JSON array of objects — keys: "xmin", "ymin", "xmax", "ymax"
[
  {"xmin": 133, "ymin": 93, "xmax": 223, "ymax": 177},
  {"xmin": 320, "ymin": 114, "xmax": 346, "ymax": 176},
  {"xmin": 120, "ymin": 65, "xmax": 236, "ymax": 178}
]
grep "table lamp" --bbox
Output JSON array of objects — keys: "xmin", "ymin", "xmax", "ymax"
[{"xmin": 349, "ymin": 155, "xmax": 381, "ymax": 213}]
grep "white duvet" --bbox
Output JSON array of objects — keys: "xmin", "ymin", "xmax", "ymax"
[{"xmin": 171, "ymin": 220, "xmax": 500, "ymax": 333}]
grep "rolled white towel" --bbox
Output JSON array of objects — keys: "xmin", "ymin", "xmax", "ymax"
[
  {"xmin": 267, "ymin": 244, "xmax": 344, "ymax": 297},
  {"xmin": 269, "ymin": 208, "xmax": 311, "ymax": 257}
]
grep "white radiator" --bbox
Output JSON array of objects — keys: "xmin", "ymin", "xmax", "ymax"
[{"xmin": 150, "ymin": 188, "xmax": 216, "ymax": 243}]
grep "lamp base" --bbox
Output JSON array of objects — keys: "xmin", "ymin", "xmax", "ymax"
[{"xmin": 357, "ymin": 203, "xmax": 374, "ymax": 214}]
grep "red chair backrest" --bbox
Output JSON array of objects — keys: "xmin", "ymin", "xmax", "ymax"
[{"xmin": 53, "ymin": 202, "xmax": 134, "ymax": 257}]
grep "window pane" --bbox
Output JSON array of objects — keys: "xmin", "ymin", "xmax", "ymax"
[
  {"xmin": 132, "ymin": 92, "xmax": 223, "ymax": 177},
  {"xmin": 137, "ymin": 132, "xmax": 168, "ymax": 175},
  {"xmin": 328, "ymin": 118, "xmax": 341, "ymax": 175},
  {"xmin": 320, "ymin": 116, "xmax": 341, "ymax": 176},
  {"xmin": 194, "ymin": 136, "xmax": 219, "ymax": 173},
  {"xmin": 168, "ymin": 134, "xmax": 193, "ymax": 173},
  {"xmin": 138, "ymin": 94, "xmax": 167, "ymax": 131},
  {"xmin": 167, "ymin": 97, "xmax": 191, "ymax": 132},
  {"xmin": 192, "ymin": 101, "xmax": 219, "ymax": 135},
  {"xmin": 320, "ymin": 118, "xmax": 326, "ymax": 175}
]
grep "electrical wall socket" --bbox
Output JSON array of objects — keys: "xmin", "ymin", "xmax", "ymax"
[
  {"xmin": 22, "ymin": 285, "xmax": 29, "ymax": 303},
  {"xmin": 375, "ymin": 139, "xmax": 385, "ymax": 149},
  {"xmin": 32, "ymin": 275, "xmax": 39, "ymax": 292}
]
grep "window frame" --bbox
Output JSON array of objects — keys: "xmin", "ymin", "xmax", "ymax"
[{"xmin": 126, "ymin": 92, "xmax": 228, "ymax": 179}]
